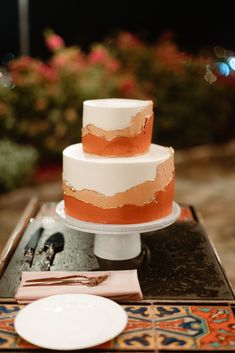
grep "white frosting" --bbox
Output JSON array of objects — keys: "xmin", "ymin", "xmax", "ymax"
[
  {"xmin": 83, "ymin": 99, "xmax": 152, "ymax": 130},
  {"xmin": 63, "ymin": 143, "xmax": 173, "ymax": 196}
]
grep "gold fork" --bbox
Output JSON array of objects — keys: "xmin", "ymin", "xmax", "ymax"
[{"xmin": 23, "ymin": 273, "xmax": 110, "ymax": 287}]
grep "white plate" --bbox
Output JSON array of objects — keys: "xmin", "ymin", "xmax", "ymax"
[{"xmin": 14, "ymin": 294, "xmax": 128, "ymax": 350}]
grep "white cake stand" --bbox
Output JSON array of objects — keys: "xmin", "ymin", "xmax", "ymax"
[{"xmin": 56, "ymin": 201, "xmax": 181, "ymax": 261}]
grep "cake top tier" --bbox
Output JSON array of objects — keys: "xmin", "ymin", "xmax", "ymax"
[
  {"xmin": 82, "ymin": 98, "xmax": 154, "ymax": 157},
  {"xmin": 84, "ymin": 98, "xmax": 150, "ymax": 107}
]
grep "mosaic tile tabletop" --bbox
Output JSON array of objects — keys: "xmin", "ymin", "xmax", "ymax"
[{"xmin": 1, "ymin": 303, "xmax": 235, "ymax": 351}]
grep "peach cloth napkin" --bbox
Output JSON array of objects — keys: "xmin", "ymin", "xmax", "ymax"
[{"xmin": 15, "ymin": 270, "xmax": 143, "ymax": 303}]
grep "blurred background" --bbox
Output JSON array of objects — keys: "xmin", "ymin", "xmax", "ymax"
[{"xmin": 0, "ymin": 1, "xmax": 235, "ymax": 287}]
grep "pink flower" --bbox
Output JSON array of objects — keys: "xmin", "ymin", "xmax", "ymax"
[
  {"xmin": 46, "ymin": 34, "xmax": 64, "ymax": 52},
  {"xmin": 88, "ymin": 46, "xmax": 120, "ymax": 72},
  {"xmin": 8, "ymin": 56, "xmax": 41, "ymax": 85},
  {"xmin": 9, "ymin": 56, "xmax": 36, "ymax": 71},
  {"xmin": 37, "ymin": 64, "xmax": 58, "ymax": 82},
  {"xmin": 88, "ymin": 47, "xmax": 108, "ymax": 64},
  {"xmin": 51, "ymin": 48, "xmax": 85, "ymax": 71}
]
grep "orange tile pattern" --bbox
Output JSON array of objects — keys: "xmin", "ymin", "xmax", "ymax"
[{"xmin": 1, "ymin": 304, "xmax": 235, "ymax": 351}]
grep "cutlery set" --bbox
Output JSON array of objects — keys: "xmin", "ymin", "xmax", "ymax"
[
  {"xmin": 21, "ymin": 228, "xmax": 110, "ymax": 288},
  {"xmin": 40, "ymin": 232, "xmax": 64, "ymax": 271},
  {"xmin": 22, "ymin": 227, "xmax": 65, "ymax": 272},
  {"xmin": 22, "ymin": 273, "xmax": 110, "ymax": 287},
  {"xmin": 21, "ymin": 227, "xmax": 44, "ymax": 271}
]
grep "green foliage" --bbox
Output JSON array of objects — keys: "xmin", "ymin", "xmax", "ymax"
[
  {"xmin": 0, "ymin": 30, "xmax": 234, "ymax": 161},
  {"xmin": 152, "ymin": 70, "xmax": 234, "ymax": 148},
  {"xmin": 0, "ymin": 140, "xmax": 38, "ymax": 191},
  {"xmin": 107, "ymin": 34, "xmax": 235, "ymax": 148}
]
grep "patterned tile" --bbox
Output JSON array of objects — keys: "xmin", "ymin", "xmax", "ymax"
[
  {"xmin": 112, "ymin": 305, "xmax": 155, "ymax": 350},
  {"xmin": 154, "ymin": 305, "xmax": 235, "ymax": 350},
  {"xmin": 1, "ymin": 303, "xmax": 235, "ymax": 351},
  {"xmin": 0, "ymin": 304, "xmax": 155, "ymax": 351},
  {"xmin": 0, "ymin": 304, "xmax": 36, "ymax": 349}
]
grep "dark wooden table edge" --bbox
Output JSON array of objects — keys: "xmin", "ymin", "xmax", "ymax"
[{"xmin": 0, "ymin": 198, "xmax": 40, "ymax": 278}]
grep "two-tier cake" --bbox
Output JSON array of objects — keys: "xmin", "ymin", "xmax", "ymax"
[{"xmin": 63, "ymin": 99, "xmax": 175, "ymax": 224}]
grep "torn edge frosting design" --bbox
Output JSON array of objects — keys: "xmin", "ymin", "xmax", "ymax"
[
  {"xmin": 63, "ymin": 149, "xmax": 174, "ymax": 209},
  {"xmin": 82, "ymin": 105, "xmax": 153, "ymax": 141}
]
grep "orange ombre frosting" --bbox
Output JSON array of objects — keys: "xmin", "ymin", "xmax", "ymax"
[
  {"xmin": 82, "ymin": 99, "xmax": 154, "ymax": 156},
  {"xmin": 82, "ymin": 114, "xmax": 153, "ymax": 156},
  {"xmin": 64, "ymin": 176, "xmax": 174, "ymax": 224},
  {"xmin": 63, "ymin": 143, "xmax": 175, "ymax": 224}
]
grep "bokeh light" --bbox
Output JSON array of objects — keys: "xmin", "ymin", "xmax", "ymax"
[
  {"xmin": 217, "ymin": 62, "xmax": 230, "ymax": 76},
  {"xmin": 228, "ymin": 56, "xmax": 235, "ymax": 70},
  {"xmin": 0, "ymin": 68, "xmax": 14, "ymax": 88}
]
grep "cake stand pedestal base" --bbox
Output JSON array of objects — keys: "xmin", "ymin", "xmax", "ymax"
[
  {"xmin": 56, "ymin": 201, "xmax": 181, "ymax": 261},
  {"xmin": 94, "ymin": 233, "xmax": 141, "ymax": 260}
]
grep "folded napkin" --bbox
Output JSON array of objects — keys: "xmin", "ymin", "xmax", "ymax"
[{"xmin": 15, "ymin": 270, "xmax": 143, "ymax": 303}]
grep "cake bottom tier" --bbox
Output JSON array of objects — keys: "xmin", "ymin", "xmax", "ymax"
[{"xmin": 64, "ymin": 177, "xmax": 174, "ymax": 224}]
